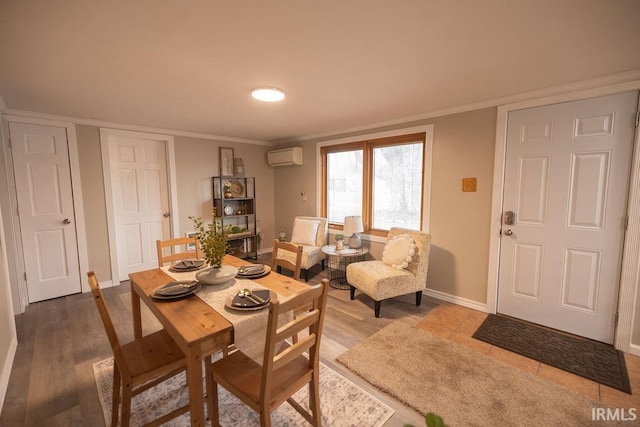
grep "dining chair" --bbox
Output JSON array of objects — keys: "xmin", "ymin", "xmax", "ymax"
[
  {"xmin": 206, "ymin": 279, "xmax": 330, "ymax": 427},
  {"xmin": 156, "ymin": 236, "xmax": 202, "ymax": 267},
  {"xmin": 87, "ymin": 271, "xmax": 190, "ymax": 427},
  {"xmin": 271, "ymin": 239, "xmax": 303, "ymax": 280}
]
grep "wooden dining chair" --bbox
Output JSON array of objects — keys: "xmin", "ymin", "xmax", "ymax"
[
  {"xmin": 87, "ymin": 271, "xmax": 190, "ymax": 427},
  {"xmin": 156, "ymin": 236, "xmax": 202, "ymax": 267},
  {"xmin": 206, "ymin": 279, "xmax": 330, "ymax": 427},
  {"xmin": 271, "ymin": 239, "xmax": 303, "ymax": 280}
]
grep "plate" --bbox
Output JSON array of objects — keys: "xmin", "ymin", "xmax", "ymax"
[
  {"xmin": 169, "ymin": 259, "xmax": 205, "ymax": 272},
  {"xmin": 152, "ymin": 282, "xmax": 202, "ymax": 300},
  {"xmin": 229, "ymin": 180, "xmax": 244, "ymax": 197},
  {"xmin": 237, "ymin": 265, "xmax": 271, "ymax": 279},
  {"xmin": 224, "ymin": 205, "xmax": 234, "ymax": 216},
  {"xmin": 224, "ymin": 290, "xmax": 272, "ymax": 311}
]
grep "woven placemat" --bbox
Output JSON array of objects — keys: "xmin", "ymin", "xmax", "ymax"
[{"xmin": 473, "ymin": 314, "xmax": 631, "ymax": 394}]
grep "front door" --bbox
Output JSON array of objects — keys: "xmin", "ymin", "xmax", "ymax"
[
  {"xmin": 497, "ymin": 91, "xmax": 638, "ymax": 344},
  {"xmin": 106, "ymin": 133, "xmax": 171, "ymax": 281},
  {"xmin": 9, "ymin": 122, "xmax": 81, "ymax": 302}
]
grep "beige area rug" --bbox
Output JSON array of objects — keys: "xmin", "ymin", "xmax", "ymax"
[
  {"xmin": 336, "ymin": 321, "xmax": 612, "ymax": 427},
  {"xmin": 93, "ymin": 357, "xmax": 393, "ymax": 426}
]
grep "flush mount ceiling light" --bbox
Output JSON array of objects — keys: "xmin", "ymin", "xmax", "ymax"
[{"xmin": 251, "ymin": 87, "xmax": 286, "ymax": 102}]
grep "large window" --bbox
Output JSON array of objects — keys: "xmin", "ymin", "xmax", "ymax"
[{"xmin": 321, "ymin": 132, "xmax": 427, "ymax": 236}]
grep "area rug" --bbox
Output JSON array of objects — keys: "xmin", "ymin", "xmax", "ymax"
[
  {"xmin": 473, "ymin": 314, "xmax": 631, "ymax": 394},
  {"xmin": 93, "ymin": 357, "xmax": 393, "ymax": 426},
  {"xmin": 337, "ymin": 321, "xmax": 609, "ymax": 427}
]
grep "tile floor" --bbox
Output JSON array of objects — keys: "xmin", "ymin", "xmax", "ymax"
[{"xmin": 415, "ymin": 303, "xmax": 640, "ymax": 409}]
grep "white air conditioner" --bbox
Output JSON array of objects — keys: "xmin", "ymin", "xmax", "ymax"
[{"xmin": 267, "ymin": 147, "xmax": 303, "ymax": 167}]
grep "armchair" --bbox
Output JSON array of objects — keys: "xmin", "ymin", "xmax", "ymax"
[
  {"xmin": 346, "ymin": 227, "xmax": 431, "ymax": 317},
  {"xmin": 278, "ymin": 216, "xmax": 328, "ymax": 281}
]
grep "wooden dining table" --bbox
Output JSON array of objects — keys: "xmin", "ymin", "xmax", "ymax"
[{"xmin": 129, "ymin": 255, "xmax": 308, "ymax": 427}]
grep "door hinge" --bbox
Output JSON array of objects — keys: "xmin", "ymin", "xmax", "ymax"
[
  {"xmin": 625, "ymin": 215, "xmax": 629, "ymax": 231},
  {"xmin": 635, "ymin": 111, "xmax": 639, "ymax": 128},
  {"xmin": 614, "ymin": 311, "xmax": 619, "ymax": 328},
  {"xmin": 23, "ymin": 272, "xmax": 27, "ymax": 281},
  {"xmin": 7, "ymin": 136, "xmax": 11, "ymax": 148}
]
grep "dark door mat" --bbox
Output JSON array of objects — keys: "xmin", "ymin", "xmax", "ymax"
[{"xmin": 473, "ymin": 314, "xmax": 631, "ymax": 394}]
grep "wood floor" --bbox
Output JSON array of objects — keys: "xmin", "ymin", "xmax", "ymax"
[{"xmin": 0, "ymin": 259, "xmax": 437, "ymax": 426}]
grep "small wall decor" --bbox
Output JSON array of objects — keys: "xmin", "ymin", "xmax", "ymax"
[
  {"xmin": 219, "ymin": 147, "xmax": 235, "ymax": 176},
  {"xmin": 233, "ymin": 158, "xmax": 245, "ymax": 176}
]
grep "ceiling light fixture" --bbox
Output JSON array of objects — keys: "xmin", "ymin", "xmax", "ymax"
[{"xmin": 251, "ymin": 87, "xmax": 286, "ymax": 102}]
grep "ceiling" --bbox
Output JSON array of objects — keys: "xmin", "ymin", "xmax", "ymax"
[{"xmin": 1, "ymin": 0, "xmax": 639, "ymax": 143}]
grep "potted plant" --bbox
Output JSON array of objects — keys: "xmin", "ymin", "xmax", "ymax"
[
  {"xmin": 335, "ymin": 234, "xmax": 344, "ymax": 250},
  {"xmin": 189, "ymin": 213, "xmax": 235, "ymax": 285}
]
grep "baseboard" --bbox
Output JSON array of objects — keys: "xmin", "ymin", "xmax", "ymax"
[
  {"xmin": 0, "ymin": 336, "xmax": 17, "ymax": 414},
  {"xmin": 628, "ymin": 343, "xmax": 640, "ymax": 358},
  {"xmin": 422, "ymin": 288, "xmax": 487, "ymax": 312}
]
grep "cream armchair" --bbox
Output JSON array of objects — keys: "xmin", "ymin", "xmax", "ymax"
[
  {"xmin": 346, "ymin": 227, "xmax": 431, "ymax": 317},
  {"xmin": 278, "ymin": 216, "xmax": 328, "ymax": 281}
]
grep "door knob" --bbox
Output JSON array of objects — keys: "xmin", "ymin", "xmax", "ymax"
[
  {"xmin": 163, "ymin": 212, "xmax": 170, "ymax": 217},
  {"xmin": 503, "ymin": 229, "xmax": 513, "ymax": 236},
  {"xmin": 62, "ymin": 218, "xmax": 71, "ymax": 225}
]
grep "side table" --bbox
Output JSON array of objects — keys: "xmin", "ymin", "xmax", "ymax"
[{"xmin": 321, "ymin": 245, "xmax": 369, "ymax": 289}]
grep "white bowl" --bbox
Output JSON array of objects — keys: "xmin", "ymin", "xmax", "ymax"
[{"xmin": 196, "ymin": 265, "xmax": 238, "ymax": 285}]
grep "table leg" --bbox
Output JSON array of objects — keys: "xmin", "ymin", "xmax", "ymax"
[
  {"xmin": 131, "ymin": 288, "xmax": 142, "ymax": 339},
  {"xmin": 187, "ymin": 347, "xmax": 205, "ymax": 426}
]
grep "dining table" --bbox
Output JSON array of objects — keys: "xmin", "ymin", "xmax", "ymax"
[{"xmin": 129, "ymin": 254, "xmax": 308, "ymax": 427}]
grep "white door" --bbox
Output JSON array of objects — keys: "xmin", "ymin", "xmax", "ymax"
[
  {"xmin": 498, "ymin": 91, "xmax": 638, "ymax": 344},
  {"xmin": 9, "ymin": 123, "xmax": 81, "ymax": 302},
  {"xmin": 107, "ymin": 135, "xmax": 171, "ymax": 281}
]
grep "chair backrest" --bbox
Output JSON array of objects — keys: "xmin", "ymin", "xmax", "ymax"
[
  {"xmin": 271, "ymin": 239, "xmax": 303, "ymax": 280},
  {"xmin": 291, "ymin": 216, "xmax": 328, "ymax": 247},
  {"xmin": 87, "ymin": 271, "xmax": 128, "ymax": 375},
  {"xmin": 156, "ymin": 236, "xmax": 202, "ymax": 267},
  {"xmin": 387, "ymin": 227, "xmax": 431, "ymax": 287},
  {"xmin": 261, "ymin": 279, "xmax": 329, "ymax": 392}
]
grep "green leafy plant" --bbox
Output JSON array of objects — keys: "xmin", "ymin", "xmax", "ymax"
[
  {"xmin": 335, "ymin": 234, "xmax": 344, "ymax": 241},
  {"xmin": 404, "ymin": 413, "xmax": 447, "ymax": 427},
  {"xmin": 189, "ymin": 214, "xmax": 232, "ymax": 267}
]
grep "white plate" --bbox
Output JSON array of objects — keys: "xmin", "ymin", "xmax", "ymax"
[{"xmin": 224, "ymin": 205, "xmax": 233, "ymax": 215}]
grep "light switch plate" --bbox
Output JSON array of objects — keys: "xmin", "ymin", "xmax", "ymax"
[{"xmin": 462, "ymin": 178, "xmax": 477, "ymax": 192}]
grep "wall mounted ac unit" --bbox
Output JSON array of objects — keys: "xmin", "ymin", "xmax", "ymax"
[{"xmin": 267, "ymin": 147, "xmax": 303, "ymax": 167}]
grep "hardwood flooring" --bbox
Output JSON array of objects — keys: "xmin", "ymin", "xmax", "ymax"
[{"xmin": 1, "ymin": 258, "xmax": 437, "ymax": 426}]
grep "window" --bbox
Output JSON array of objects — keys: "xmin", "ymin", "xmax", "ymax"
[{"xmin": 321, "ymin": 130, "xmax": 429, "ymax": 236}]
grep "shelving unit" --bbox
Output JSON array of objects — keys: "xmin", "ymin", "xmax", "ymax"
[{"xmin": 212, "ymin": 176, "xmax": 258, "ymax": 260}]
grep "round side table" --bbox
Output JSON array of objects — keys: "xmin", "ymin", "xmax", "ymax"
[{"xmin": 321, "ymin": 245, "xmax": 369, "ymax": 289}]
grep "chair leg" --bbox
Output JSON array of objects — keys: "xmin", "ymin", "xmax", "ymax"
[
  {"xmin": 349, "ymin": 285, "xmax": 356, "ymax": 300},
  {"xmin": 111, "ymin": 364, "xmax": 121, "ymax": 427},
  {"xmin": 120, "ymin": 383, "xmax": 133, "ymax": 427},
  {"xmin": 259, "ymin": 407, "xmax": 272, "ymax": 427},
  {"xmin": 309, "ymin": 373, "xmax": 322, "ymax": 426},
  {"xmin": 415, "ymin": 291, "xmax": 422, "ymax": 306},
  {"xmin": 374, "ymin": 300, "xmax": 381, "ymax": 318}
]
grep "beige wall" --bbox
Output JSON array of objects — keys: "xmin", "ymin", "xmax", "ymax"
[
  {"xmin": 74, "ymin": 126, "xmax": 276, "ymax": 281},
  {"xmin": 274, "ymin": 107, "xmax": 497, "ymax": 304}
]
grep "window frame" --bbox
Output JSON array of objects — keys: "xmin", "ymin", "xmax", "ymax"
[{"xmin": 318, "ymin": 125, "xmax": 433, "ymax": 240}]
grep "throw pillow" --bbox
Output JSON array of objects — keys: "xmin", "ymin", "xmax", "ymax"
[
  {"xmin": 290, "ymin": 219, "xmax": 320, "ymax": 246},
  {"xmin": 382, "ymin": 234, "xmax": 416, "ymax": 270}
]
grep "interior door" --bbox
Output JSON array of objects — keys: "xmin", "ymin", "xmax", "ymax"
[
  {"xmin": 9, "ymin": 122, "xmax": 81, "ymax": 302},
  {"xmin": 498, "ymin": 91, "xmax": 638, "ymax": 344},
  {"xmin": 108, "ymin": 135, "xmax": 171, "ymax": 281}
]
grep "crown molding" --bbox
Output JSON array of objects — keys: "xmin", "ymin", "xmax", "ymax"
[
  {"xmin": 275, "ymin": 69, "xmax": 640, "ymax": 144},
  {"xmin": 0, "ymin": 108, "xmax": 271, "ymax": 146}
]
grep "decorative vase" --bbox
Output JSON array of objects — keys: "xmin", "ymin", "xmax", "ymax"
[
  {"xmin": 336, "ymin": 240, "xmax": 344, "ymax": 250},
  {"xmin": 196, "ymin": 265, "xmax": 238, "ymax": 285},
  {"xmin": 224, "ymin": 190, "xmax": 233, "ymax": 198}
]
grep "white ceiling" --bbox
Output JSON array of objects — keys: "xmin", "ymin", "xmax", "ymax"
[{"xmin": 1, "ymin": 0, "xmax": 639, "ymax": 143}]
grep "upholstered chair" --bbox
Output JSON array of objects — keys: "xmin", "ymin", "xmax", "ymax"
[
  {"xmin": 346, "ymin": 227, "xmax": 431, "ymax": 317},
  {"xmin": 278, "ymin": 216, "xmax": 328, "ymax": 281}
]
